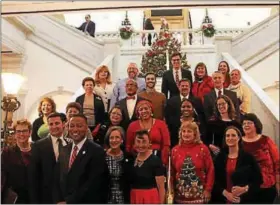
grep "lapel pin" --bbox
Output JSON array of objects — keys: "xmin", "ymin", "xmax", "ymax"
[{"xmin": 82, "ymin": 151, "xmax": 86, "ymax": 155}]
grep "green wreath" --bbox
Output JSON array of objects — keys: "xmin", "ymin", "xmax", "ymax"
[
  {"xmin": 119, "ymin": 26, "xmax": 133, "ymax": 40},
  {"xmin": 202, "ymin": 24, "xmax": 215, "ymax": 38}
]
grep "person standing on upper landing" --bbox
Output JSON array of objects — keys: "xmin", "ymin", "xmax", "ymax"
[
  {"xmin": 161, "ymin": 52, "xmax": 193, "ymax": 99},
  {"xmin": 110, "ymin": 63, "xmax": 145, "ymax": 110},
  {"xmin": 76, "ymin": 14, "xmax": 96, "ymax": 37}
]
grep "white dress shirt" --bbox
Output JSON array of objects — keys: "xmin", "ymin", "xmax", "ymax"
[
  {"xmin": 127, "ymin": 95, "xmax": 137, "ymax": 119},
  {"xmin": 50, "ymin": 135, "xmax": 67, "ymax": 161},
  {"xmin": 214, "ymin": 88, "xmax": 224, "ymax": 97},
  {"xmin": 70, "ymin": 137, "xmax": 87, "ymax": 157},
  {"xmin": 173, "ymin": 68, "xmax": 182, "ymax": 82},
  {"xmin": 180, "ymin": 94, "xmax": 189, "ymax": 101}
]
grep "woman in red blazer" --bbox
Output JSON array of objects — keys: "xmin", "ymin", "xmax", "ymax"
[
  {"xmin": 191, "ymin": 62, "xmax": 214, "ymax": 103},
  {"xmin": 126, "ymin": 100, "xmax": 170, "ymax": 166}
]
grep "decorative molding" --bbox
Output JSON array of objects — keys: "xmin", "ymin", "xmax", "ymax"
[
  {"xmin": 5, "ymin": 16, "xmax": 34, "ymax": 36},
  {"xmin": 263, "ymin": 81, "xmax": 280, "ymax": 91}
]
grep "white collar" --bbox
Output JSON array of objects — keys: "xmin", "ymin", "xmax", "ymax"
[
  {"xmin": 72, "ymin": 137, "xmax": 87, "ymax": 151},
  {"xmin": 180, "ymin": 94, "xmax": 189, "ymax": 100}
]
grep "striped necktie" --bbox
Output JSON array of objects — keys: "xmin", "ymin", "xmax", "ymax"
[{"xmin": 69, "ymin": 145, "xmax": 78, "ymax": 169}]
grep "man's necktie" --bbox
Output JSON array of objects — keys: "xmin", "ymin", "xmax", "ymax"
[
  {"xmin": 218, "ymin": 90, "xmax": 222, "ymax": 97},
  {"xmin": 57, "ymin": 138, "xmax": 63, "ymax": 155},
  {"xmin": 127, "ymin": 96, "xmax": 135, "ymax": 100},
  {"xmin": 69, "ymin": 145, "xmax": 78, "ymax": 169},
  {"xmin": 175, "ymin": 70, "xmax": 179, "ymax": 87}
]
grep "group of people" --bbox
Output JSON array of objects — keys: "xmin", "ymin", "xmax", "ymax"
[{"xmin": 1, "ymin": 52, "xmax": 279, "ymax": 204}]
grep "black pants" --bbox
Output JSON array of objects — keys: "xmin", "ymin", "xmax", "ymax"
[{"xmin": 257, "ymin": 185, "xmax": 277, "ymax": 204}]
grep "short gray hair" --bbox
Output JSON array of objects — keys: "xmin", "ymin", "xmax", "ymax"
[{"xmin": 104, "ymin": 126, "xmax": 125, "ymax": 147}]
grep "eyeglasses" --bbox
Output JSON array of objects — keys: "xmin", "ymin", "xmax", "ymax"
[
  {"xmin": 16, "ymin": 129, "xmax": 29, "ymax": 134},
  {"xmin": 217, "ymin": 102, "xmax": 227, "ymax": 107}
]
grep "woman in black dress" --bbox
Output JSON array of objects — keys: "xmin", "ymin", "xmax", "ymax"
[
  {"xmin": 104, "ymin": 126, "xmax": 132, "ymax": 204},
  {"xmin": 129, "ymin": 129, "xmax": 165, "ymax": 204},
  {"xmin": 213, "ymin": 126, "xmax": 262, "ymax": 204},
  {"xmin": 207, "ymin": 95, "xmax": 242, "ymax": 157},
  {"xmin": 1, "ymin": 119, "xmax": 33, "ymax": 204}
]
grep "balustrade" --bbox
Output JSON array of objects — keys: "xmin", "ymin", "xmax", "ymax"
[{"xmin": 95, "ymin": 28, "xmax": 246, "ymax": 47}]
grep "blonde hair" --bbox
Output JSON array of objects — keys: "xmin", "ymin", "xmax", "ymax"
[
  {"xmin": 38, "ymin": 97, "xmax": 56, "ymax": 117},
  {"xmin": 178, "ymin": 121, "xmax": 202, "ymax": 145},
  {"xmin": 95, "ymin": 65, "xmax": 112, "ymax": 85}
]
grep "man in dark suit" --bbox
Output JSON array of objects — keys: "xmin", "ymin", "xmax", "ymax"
[
  {"xmin": 204, "ymin": 71, "xmax": 240, "ymax": 121},
  {"xmin": 165, "ymin": 78, "xmax": 205, "ymax": 147},
  {"xmin": 116, "ymin": 79, "xmax": 146, "ymax": 130},
  {"xmin": 53, "ymin": 114, "xmax": 108, "ymax": 204},
  {"xmin": 29, "ymin": 113, "xmax": 68, "ymax": 204},
  {"xmin": 161, "ymin": 52, "xmax": 193, "ymax": 99},
  {"xmin": 76, "ymin": 14, "xmax": 96, "ymax": 37}
]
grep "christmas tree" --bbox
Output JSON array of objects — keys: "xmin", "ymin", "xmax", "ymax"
[
  {"xmin": 175, "ymin": 156, "xmax": 204, "ymax": 203},
  {"xmin": 140, "ymin": 28, "xmax": 190, "ymax": 77}
]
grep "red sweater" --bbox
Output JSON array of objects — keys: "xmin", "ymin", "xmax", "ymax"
[
  {"xmin": 126, "ymin": 119, "xmax": 170, "ymax": 166},
  {"xmin": 191, "ymin": 76, "xmax": 214, "ymax": 103},
  {"xmin": 171, "ymin": 143, "xmax": 215, "ymax": 204},
  {"xmin": 242, "ymin": 135, "xmax": 280, "ymax": 188}
]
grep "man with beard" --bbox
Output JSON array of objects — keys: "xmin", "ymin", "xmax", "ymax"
[
  {"xmin": 165, "ymin": 79, "xmax": 205, "ymax": 147},
  {"xmin": 138, "ymin": 72, "xmax": 166, "ymax": 120},
  {"xmin": 115, "ymin": 79, "xmax": 146, "ymax": 130},
  {"xmin": 29, "ymin": 112, "xmax": 68, "ymax": 203},
  {"xmin": 53, "ymin": 114, "xmax": 108, "ymax": 204},
  {"xmin": 110, "ymin": 63, "xmax": 145, "ymax": 110}
]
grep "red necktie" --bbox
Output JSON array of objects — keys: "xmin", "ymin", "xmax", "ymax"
[
  {"xmin": 127, "ymin": 96, "xmax": 135, "ymax": 100},
  {"xmin": 218, "ymin": 90, "xmax": 222, "ymax": 97},
  {"xmin": 175, "ymin": 70, "xmax": 179, "ymax": 87},
  {"xmin": 69, "ymin": 145, "xmax": 78, "ymax": 169}
]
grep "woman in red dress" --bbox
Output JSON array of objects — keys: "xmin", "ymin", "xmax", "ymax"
[
  {"xmin": 241, "ymin": 113, "xmax": 280, "ymax": 203},
  {"xmin": 129, "ymin": 130, "xmax": 165, "ymax": 204},
  {"xmin": 191, "ymin": 62, "xmax": 214, "ymax": 103},
  {"xmin": 126, "ymin": 100, "xmax": 170, "ymax": 166},
  {"xmin": 218, "ymin": 61, "xmax": 231, "ymax": 88},
  {"xmin": 171, "ymin": 122, "xmax": 214, "ymax": 204}
]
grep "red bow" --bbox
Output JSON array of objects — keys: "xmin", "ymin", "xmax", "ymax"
[{"xmin": 127, "ymin": 96, "xmax": 136, "ymax": 100}]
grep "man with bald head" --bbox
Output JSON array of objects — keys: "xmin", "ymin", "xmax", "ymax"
[
  {"xmin": 115, "ymin": 79, "xmax": 146, "ymax": 130},
  {"xmin": 203, "ymin": 71, "xmax": 240, "ymax": 121},
  {"xmin": 110, "ymin": 63, "xmax": 145, "ymax": 110}
]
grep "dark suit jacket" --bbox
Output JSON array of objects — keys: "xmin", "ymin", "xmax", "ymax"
[
  {"xmin": 28, "ymin": 137, "xmax": 57, "ymax": 203},
  {"xmin": 203, "ymin": 89, "xmax": 240, "ymax": 121},
  {"xmin": 115, "ymin": 95, "xmax": 146, "ymax": 131},
  {"xmin": 165, "ymin": 95, "xmax": 206, "ymax": 147},
  {"xmin": 213, "ymin": 149, "xmax": 263, "ymax": 204},
  {"xmin": 161, "ymin": 69, "xmax": 193, "ymax": 99},
  {"xmin": 77, "ymin": 21, "xmax": 95, "ymax": 37},
  {"xmin": 54, "ymin": 139, "xmax": 108, "ymax": 204},
  {"xmin": 75, "ymin": 94, "xmax": 105, "ymax": 126}
]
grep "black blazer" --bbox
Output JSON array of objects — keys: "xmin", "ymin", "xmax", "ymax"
[
  {"xmin": 213, "ymin": 149, "xmax": 263, "ymax": 204},
  {"xmin": 75, "ymin": 94, "xmax": 105, "ymax": 126},
  {"xmin": 29, "ymin": 136, "xmax": 57, "ymax": 203},
  {"xmin": 77, "ymin": 21, "xmax": 95, "ymax": 37},
  {"xmin": 1, "ymin": 145, "xmax": 32, "ymax": 204},
  {"xmin": 54, "ymin": 139, "xmax": 108, "ymax": 204},
  {"xmin": 165, "ymin": 95, "xmax": 206, "ymax": 147},
  {"xmin": 31, "ymin": 117, "xmax": 44, "ymax": 142},
  {"xmin": 203, "ymin": 89, "xmax": 240, "ymax": 121},
  {"xmin": 115, "ymin": 95, "xmax": 146, "ymax": 131},
  {"xmin": 161, "ymin": 69, "xmax": 193, "ymax": 99}
]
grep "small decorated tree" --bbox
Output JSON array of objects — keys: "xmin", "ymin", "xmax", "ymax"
[{"xmin": 140, "ymin": 29, "xmax": 190, "ymax": 77}]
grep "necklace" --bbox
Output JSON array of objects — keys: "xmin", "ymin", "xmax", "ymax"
[
  {"xmin": 140, "ymin": 119, "xmax": 154, "ymax": 132},
  {"xmin": 18, "ymin": 144, "xmax": 31, "ymax": 152}
]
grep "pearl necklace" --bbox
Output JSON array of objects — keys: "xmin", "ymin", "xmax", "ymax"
[{"xmin": 18, "ymin": 143, "xmax": 31, "ymax": 152}]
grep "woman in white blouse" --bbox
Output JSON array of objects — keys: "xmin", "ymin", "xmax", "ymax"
[
  {"xmin": 228, "ymin": 69, "xmax": 251, "ymax": 115},
  {"xmin": 94, "ymin": 65, "xmax": 115, "ymax": 113}
]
